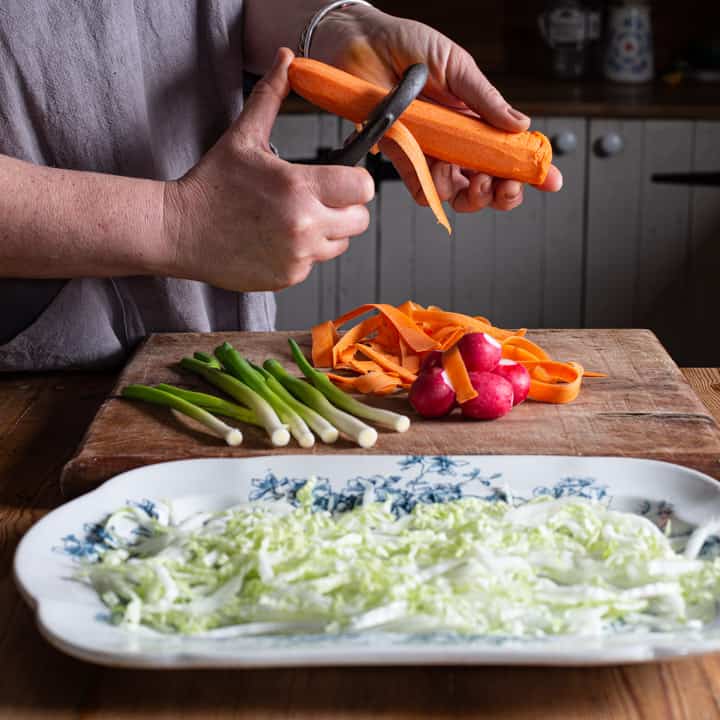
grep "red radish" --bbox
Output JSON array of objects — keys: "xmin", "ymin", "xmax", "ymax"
[
  {"xmin": 409, "ymin": 366, "xmax": 456, "ymax": 418},
  {"xmin": 492, "ymin": 359, "xmax": 531, "ymax": 406},
  {"xmin": 419, "ymin": 350, "xmax": 443, "ymax": 372},
  {"xmin": 461, "ymin": 371, "xmax": 514, "ymax": 420},
  {"xmin": 457, "ymin": 332, "xmax": 502, "ymax": 373}
]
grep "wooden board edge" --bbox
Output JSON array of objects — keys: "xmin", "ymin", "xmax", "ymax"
[{"xmin": 59, "ymin": 336, "xmax": 155, "ymax": 495}]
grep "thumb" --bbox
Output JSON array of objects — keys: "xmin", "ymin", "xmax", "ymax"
[
  {"xmin": 447, "ymin": 49, "xmax": 530, "ymax": 133},
  {"xmin": 235, "ymin": 47, "xmax": 294, "ymax": 146}
]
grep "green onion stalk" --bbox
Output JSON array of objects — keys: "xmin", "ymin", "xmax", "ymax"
[
  {"xmin": 263, "ymin": 359, "xmax": 378, "ymax": 448},
  {"xmin": 179, "ymin": 357, "xmax": 290, "ymax": 447},
  {"xmin": 288, "ymin": 338, "xmax": 410, "ymax": 433},
  {"xmin": 122, "ymin": 384, "xmax": 243, "ymax": 446},
  {"xmin": 214, "ymin": 343, "xmax": 315, "ymax": 449}
]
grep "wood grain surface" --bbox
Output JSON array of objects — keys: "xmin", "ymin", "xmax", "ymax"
[
  {"xmin": 2, "ymin": 367, "xmax": 720, "ymax": 718},
  {"xmin": 62, "ymin": 330, "xmax": 720, "ymax": 497}
]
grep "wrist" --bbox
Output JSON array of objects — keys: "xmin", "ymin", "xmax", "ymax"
[
  {"xmin": 310, "ymin": 3, "xmax": 384, "ymax": 66},
  {"xmin": 160, "ymin": 179, "xmax": 196, "ymax": 280}
]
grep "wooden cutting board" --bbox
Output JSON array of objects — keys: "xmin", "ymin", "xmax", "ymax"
[{"xmin": 61, "ymin": 330, "xmax": 720, "ymax": 497}]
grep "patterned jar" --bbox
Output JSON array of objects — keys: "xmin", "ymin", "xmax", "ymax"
[{"xmin": 604, "ymin": 1, "xmax": 654, "ymax": 83}]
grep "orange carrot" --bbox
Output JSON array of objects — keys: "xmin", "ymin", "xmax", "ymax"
[
  {"xmin": 412, "ymin": 309, "xmax": 519, "ymax": 341},
  {"xmin": 311, "ymin": 321, "xmax": 338, "ymax": 368},
  {"xmin": 288, "ymin": 58, "xmax": 552, "ymax": 185},
  {"xmin": 502, "ymin": 336, "xmax": 552, "ymax": 362},
  {"xmin": 383, "ymin": 120, "xmax": 451, "ymax": 234},
  {"xmin": 333, "ymin": 304, "xmax": 440, "ymax": 353},
  {"xmin": 355, "ymin": 343, "xmax": 418, "ymax": 384},
  {"xmin": 442, "ymin": 345, "xmax": 477, "ymax": 404},
  {"xmin": 521, "ymin": 361, "xmax": 584, "ymax": 404},
  {"xmin": 333, "ymin": 316, "xmax": 382, "ymax": 366},
  {"xmin": 398, "ymin": 338, "xmax": 421, "ymax": 374},
  {"xmin": 355, "ymin": 372, "xmax": 402, "ymax": 395}
]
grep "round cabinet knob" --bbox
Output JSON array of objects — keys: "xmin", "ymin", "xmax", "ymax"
[
  {"xmin": 594, "ymin": 132, "xmax": 624, "ymax": 158},
  {"xmin": 552, "ymin": 131, "xmax": 577, "ymax": 156}
]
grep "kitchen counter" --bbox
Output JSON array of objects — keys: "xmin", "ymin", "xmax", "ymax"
[
  {"xmin": 281, "ymin": 76, "xmax": 720, "ymax": 119},
  {"xmin": 2, "ymin": 366, "xmax": 720, "ymax": 718}
]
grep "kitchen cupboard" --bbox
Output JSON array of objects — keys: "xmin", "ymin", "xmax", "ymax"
[{"xmin": 271, "ymin": 115, "xmax": 720, "ymax": 365}]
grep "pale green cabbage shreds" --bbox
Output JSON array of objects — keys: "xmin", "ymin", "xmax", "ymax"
[{"xmin": 80, "ymin": 485, "xmax": 720, "ymax": 637}]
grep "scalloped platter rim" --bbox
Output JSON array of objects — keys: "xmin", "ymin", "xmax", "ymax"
[{"xmin": 14, "ymin": 454, "xmax": 720, "ymax": 668}]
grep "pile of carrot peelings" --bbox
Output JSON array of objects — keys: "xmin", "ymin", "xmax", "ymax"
[{"xmin": 311, "ymin": 302, "xmax": 604, "ymax": 404}]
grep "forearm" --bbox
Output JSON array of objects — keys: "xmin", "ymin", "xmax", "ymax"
[{"xmin": 0, "ymin": 154, "xmax": 170, "ymax": 279}]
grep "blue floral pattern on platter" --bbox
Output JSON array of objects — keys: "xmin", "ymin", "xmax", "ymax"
[{"xmin": 58, "ymin": 455, "xmax": 706, "ymax": 563}]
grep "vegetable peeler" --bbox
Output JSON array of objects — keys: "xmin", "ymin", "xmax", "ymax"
[{"xmin": 309, "ymin": 63, "xmax": 428, "ymax": 166}]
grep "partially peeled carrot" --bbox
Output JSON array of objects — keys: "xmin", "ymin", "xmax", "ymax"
[{"xmin": 288, "ymin": 58, "xmax": 552, "ymax": 186}]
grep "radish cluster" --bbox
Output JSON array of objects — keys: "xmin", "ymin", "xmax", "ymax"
[{"xmin": 409, "ymin": 333, "xmax": 530, "ymax": 421}]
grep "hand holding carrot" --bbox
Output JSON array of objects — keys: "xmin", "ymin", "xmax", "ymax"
[
  {"xmin": 162, "ymin": 48, "xmax": 374, "ymax": 292},
  {"xmin": 312, "ymin": 5, "xmax": 563, "ymax": 213}
]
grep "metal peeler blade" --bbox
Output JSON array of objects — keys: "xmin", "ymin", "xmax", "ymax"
[{"xmin": 314, "ymin": 63, "xmax": 428, "ymax": 167}]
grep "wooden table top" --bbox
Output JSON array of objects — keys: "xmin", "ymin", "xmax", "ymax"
[{"xmin": 3, "ymin": 367, "xmax": 720, "ymax": 719}]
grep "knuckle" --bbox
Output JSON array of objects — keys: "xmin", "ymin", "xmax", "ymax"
[
  {"xmin": 278, "ymin": 168, "xmax": 307, "ymax": 196},
  {"xmin": 286, "ymin": 211, "xmax": 315, "ymax": 238},
  {"xmin": 354, "ymin": 206, "xmax": 371, "ymax": 234},
  {"xmin": 356, "ymin": 169, "xmax": 375, "ymax": 203}
]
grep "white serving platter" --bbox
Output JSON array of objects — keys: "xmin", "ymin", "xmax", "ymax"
[{"xmin": 14, "ymin": 454, "xmax": 720, "ymax": 668}]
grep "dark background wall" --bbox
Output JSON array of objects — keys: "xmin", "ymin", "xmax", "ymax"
[{"xmin": 374, "ymin": 1, "xmax": 720, "ymax": 75}]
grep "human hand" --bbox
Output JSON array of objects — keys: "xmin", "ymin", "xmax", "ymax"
[
  {"xmin": 312, "ymin": 6, "xmax": 563, "ymax": 212},
  {"xmin": 162, "ymin": 48, "xmax": 374, "ymax": 292}
]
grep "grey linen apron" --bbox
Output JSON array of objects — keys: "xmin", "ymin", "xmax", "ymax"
[{"xmin": 0, "ymin": 0, "xmax": 276, "ymax": 371}]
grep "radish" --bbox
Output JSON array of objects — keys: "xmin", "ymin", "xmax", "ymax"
[
  {"xmin": 492, "ymin": 359, "xmax": 531, "ymax": 406},
  {"xmin": 419, "ymin": 350, "xmax": 443, "ymax": 373},
  {"xmin": 461, "ymin": 371, "xmax": 514, "ymax": 420},
  {"xmin": 457, "ymin": 332, "xmax": 502, "ymax": 373},
  {"xmin": 409, "ymin": 366, "xmax": 456, "ymax": 418}
]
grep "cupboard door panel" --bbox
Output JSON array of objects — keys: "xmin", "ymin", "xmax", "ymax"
[
  {"xmin": 636, "ymin": 122, "xmax": 692, "ymax": 359},
  {"xmin": 378, "ymin": 180, "xmax": 415, "ymax": 307},
  {"xmin": 689, "ymin": 122, "xmax": 720, "ymax": 364},
  {"xmin": 543, "ymin": 117, "xmax": 586, "ymax": 328},
  {"xmin": 585, "ymin": 119, "xmax": 645, "ymax": 329}
]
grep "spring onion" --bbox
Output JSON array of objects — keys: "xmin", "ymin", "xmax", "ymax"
[
  {"xmin": 80, "ymin": 488, "xmax": 720, "ymax": 637},
  {"xmin": 215, "ymin": 343, "xmax": 315, "ymax": 449},
  {"xmin": 180, "ymin": 357, "xmax": 289, "ymax": 447},
  {"xmin": 264, "ymin": 359, "xmax": 377, "ymax": 448},
  {"xmin": 121, "ymin": 384, "xmax": 242, "ymax": 446},
  {"xmin": 289, "ymin": 338, "xmax": 410, "ymax": 432},
  {"xmin": 194, "ymin": 351, "xmax": 221, "ymax": 369},
  {"xmin": 250, "ymin": 363, "xmax": 338, "ymax": 444},
  {"xmin": 155, "ymin": 384, "xmax": 261, "ymax": 427}
]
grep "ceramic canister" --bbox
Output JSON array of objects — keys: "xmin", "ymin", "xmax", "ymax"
[{"xmin": 604, "ymin": 1, "xmax": 654, "ymax": 83}]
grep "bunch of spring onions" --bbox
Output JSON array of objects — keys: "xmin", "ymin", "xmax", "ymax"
[{"xmin": 121, "ymin": 340, "xmax": 410, "ymax": 448}]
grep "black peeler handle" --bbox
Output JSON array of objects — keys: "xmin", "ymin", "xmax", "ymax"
[{"xmin": 305, "ymin": 63, "xmax": 428, "ymax": 167}]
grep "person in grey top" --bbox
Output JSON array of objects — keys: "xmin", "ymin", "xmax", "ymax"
[{"xmin": 0, "ymin": 0, "xmax": 562, "ymax": 371}]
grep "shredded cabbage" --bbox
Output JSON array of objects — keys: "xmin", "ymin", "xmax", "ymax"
[{"xmin": 79, "ymin": 483, "xmax": 720, "ymax": 637}]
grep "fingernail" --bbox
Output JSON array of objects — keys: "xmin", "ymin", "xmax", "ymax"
[
  {"xmin": 504, "ymin": 191, "xmax": 520, "ymax": 202},
  {"xmin": 507, "ymin": 107, "xmax": 530, "ymax": 124},
  {"xmin": 480, "ymin": 179, "xmax": 492, "ymax": 195},
  {"xmin": 271, "ymin": 47, "xmax": 292, "ymax": 71}
]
